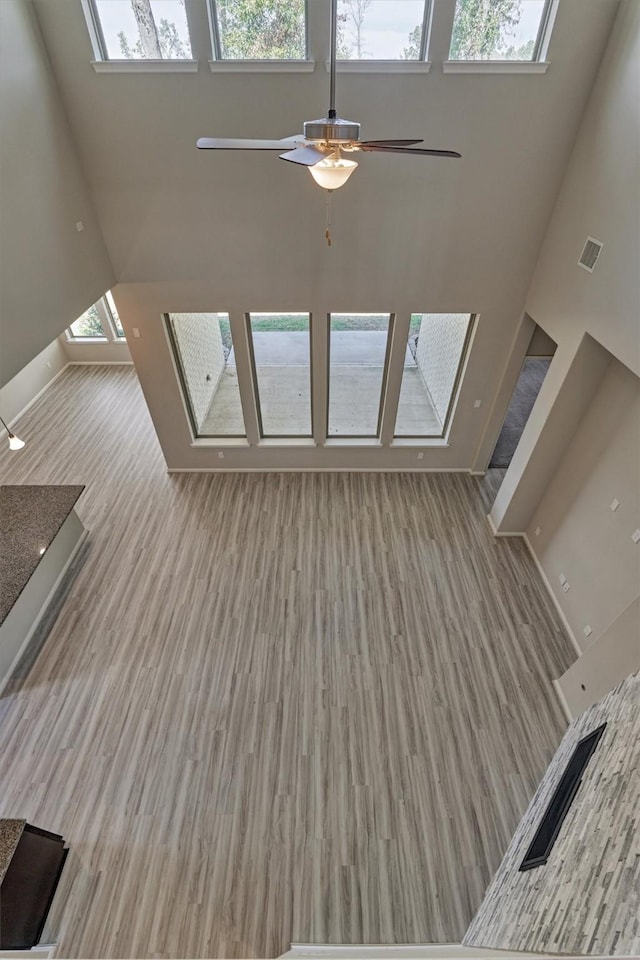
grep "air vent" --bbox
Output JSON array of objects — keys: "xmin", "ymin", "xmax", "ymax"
[{"xmin": 578, "ymin": 236, "xmax": 604, "ymax": 272}]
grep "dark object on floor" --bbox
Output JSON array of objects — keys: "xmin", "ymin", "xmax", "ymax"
[
  {"xmin": 490, "ymin": 358, "xmax": 551, "ymax": 467},
  {"xmin": 0, "ymin": 822, "xmax": 68, "ymax": 949}
]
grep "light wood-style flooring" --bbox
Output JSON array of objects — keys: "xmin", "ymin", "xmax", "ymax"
[{"xmin": 0, "ymin": 366, "xmax": 575, "ymax": 959}]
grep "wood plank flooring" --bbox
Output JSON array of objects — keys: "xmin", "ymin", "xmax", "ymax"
[{"xmin": 0, "ymin": 366, "xmax": 575, "ymax": 959}]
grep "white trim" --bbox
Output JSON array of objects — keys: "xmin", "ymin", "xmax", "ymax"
[
  {"xmin": 91, "ymin": 59, "xmax": 198, "ymax": 73},
  {"xmin": 469, "ymin": 470, "xmax": 486, "ymax": 477},
  {"xmin": 0, "ymin": 527, "xmax": 88, "ymax": 698},
  {"xmin": 326, "ymin": 60, "xmax": 431, "ymax": 74},
  {"xmin": 167, "ymin": 467, "xmax": 471, "ymax": 474},
  {"xmin": 3, "ymin": 363, "xmax": 70, "ymax": 430},
  {"xmin": 66, "ymin": 361, "xmax": 134, "ymax": 366},
  {"xmin": 552, "ymin": 678, "xmax": 573, "ymax": 724},
  {"xmin": 65, "ymin": 337, "xmax": 108, "ymax": 344},
  {"xmin": 191, "ymin": 438, "xmax": 250, "ymax": 448},
  {"xmin": 537, "ymin": 0, "xmax": 560, "ymax": 61},
  {"xmin": 209, "ymin": 59, "xmax": 314, "ymax": 73},
  {"xmin": 443, "ymin": 60, "xmax": 549, "ymax": 74},
  {"xmin": 523, "ymin": 534, "xmax": 582, "ymax": 658},
  {"xmin": 391, "ymin": 438, "xmax": 449, "ymax": 448}
]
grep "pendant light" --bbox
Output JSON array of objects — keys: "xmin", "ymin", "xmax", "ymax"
[{"xmin": 0, "ymin": 415, "xmax": 26, "ymax": 450}]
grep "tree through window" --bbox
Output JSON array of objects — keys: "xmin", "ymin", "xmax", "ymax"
[
  {"xmin": 449, "ymin": 0, "xmax": 550, "ymax": 61},
  {"xmin": 92, "ymin": 0, "xmax": 192, "ymax": 60}
]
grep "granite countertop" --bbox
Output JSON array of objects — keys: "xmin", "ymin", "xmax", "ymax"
[
  {"xmin": 0, "ymin": 818, "xmax": 26, "ymax": 884},
  {"xmin": 0, "ymin": 485, "xmax": 85, "ymax": 627}
]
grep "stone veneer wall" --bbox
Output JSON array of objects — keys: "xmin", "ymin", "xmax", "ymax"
[
  {"xmin": 170, "ymin": 313, "xmax": 225, "ymax": 431},
  {"xmin": 415, "ymin": 314, "xmax": 470, "ymax": 427},
  {"xmin": 464, "ymin": 671, "xmax": 640, "ymax": 957}
]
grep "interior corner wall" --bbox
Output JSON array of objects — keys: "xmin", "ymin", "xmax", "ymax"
[
  {"xmin": 489, "ymin": 334, "xmax": 611, "ymax": 534},
  {"xmin": 0, "ymin": 0, "xmax": 114, "ymax": 387},
  {"xmin": 526, "ymin": 359, "xmax": 640, "ymax": 653},
  {"xmin": 525, "ymin": 0, "xmax": 640, "ymax": 378},
  {"xmin": 0, "ymin": 337, "xmax": 68, "ymax": 424}
]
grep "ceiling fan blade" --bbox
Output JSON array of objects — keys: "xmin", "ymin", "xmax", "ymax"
[
  {"xmin": 197, "ymin": 137, "xmax": 302, "ymax": 150},
  {"xmin": 358, "ymin": 145, "xmax": 462, "ymax": 158},
  {"xmin": 279, "ymin": 145, "xmax": 327, "ymax": 166},
  {"xmin": 358, "ymin": 139, "xmax": 424, "ymax": 147}
]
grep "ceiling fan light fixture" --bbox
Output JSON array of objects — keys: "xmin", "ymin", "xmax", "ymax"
[{"xmin": 309, "ymin": 155, "xmax": 358, "ymax": 191}]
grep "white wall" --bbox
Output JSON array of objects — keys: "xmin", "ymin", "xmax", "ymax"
[
  {"xmin": 170, "ymin": 313, "xmax": 225, "ymax": 430},
  {"xmin": 0, "ymin": 339, "xmax": 67, "ymax": 425},
  {"xmin": 0, "ymin": 0, "xmax": 114, "ymax": 386},
  {"xmin": 526, "ymin": 0, "xmax": 640, "ymax": 377},
  {"xmin": 526, "ymin": 359, "xmax": 640, "ymax": 650},
  {"xmin": 415, "ymin": 314, "xmax": 470, "ymax": 427},
  {"xmin": 490, "ymin": 0, "xmax": 640, "ymax": 527},
  {"xmin": 28, "ymin": 0, "xmax": 619, "ymax": 470},
  {"xmin": 557, "ymin": 596, "xmax": 640, "ymax": 718}
]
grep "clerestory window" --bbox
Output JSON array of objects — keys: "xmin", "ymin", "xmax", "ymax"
[
  {"xmin": 84, "ymin": 0, "xmax": 193, "ymax": 61},
  {"xmin": 208, "ymin": 0, "xmax": 308, "ymax": 60},
  {"xmin": 448, "ymin": 0, "xmax": 554, "ymax": 62}
]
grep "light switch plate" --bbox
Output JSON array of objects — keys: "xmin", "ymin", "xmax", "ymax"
[
  {"xmin": 132, "ymin": 328, "xmax": 141, "ymax": 338},
  {"xmin": 535, "ymin": 526, "xmax": 541, "ymax": 537},
  {"xmin": 632, "ymin": 529, "xmax": 640, "ymax": 544},
  {"xmin": 562, "ymin": 582, "xmax": 570, "ymax": 593},
  {"xmin": 217, "ymin": 451, "xmax": 224, "ymax": 459},
  {"xmin": 583, "ymin": 625, "xmax": 592, "ymax": 637},
  {"xmin": 610, "ymin": 498, "xmax": 620, "ymax": 511},
  {"xmin": 559, "ymin": 573, "xmax": 567, "ymax": 585},
  {"xmin": 473, "ymin": 400, "xmax": 481, "ymax": 408}
]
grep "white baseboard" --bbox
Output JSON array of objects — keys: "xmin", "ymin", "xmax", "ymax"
[
  {"xmin": 4, "ymin": 363, "xmax": 70, "ymax": 429},
  {"xmin": 67, "ymin": 360, "xmax": 133, "ymax": 366},
  {"xmin": 552, "ymin": 678, "xmax": 573, "ymax": 723},
  {"xmin": 485, "ymin": 513, "xmax": 524, "ymax": 537},
  {"xmin": 167, "ymin": 467, "xmax": 473, "ymax": 474},
  {"xmin": 523, "ymin": 534, "xmax": 582, "ymax": 658}
]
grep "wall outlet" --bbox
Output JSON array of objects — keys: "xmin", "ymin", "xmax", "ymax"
[
  {"xmin": 559, "ymin": 573, "xmax": 567, "ymax": 585},
  {"xmin": 217, "ymin": 451, "xmax": 225, "ymax": 459},
  {"xmin": 583, "ymin": 625, "xmax": 592, "ymax": 638},
  {"xmin": 417, "ymin": 452, "xmax": 424, "ymax": 460},
  {"xmin": 75, "ymin": 220, "xmax": 84, "ymax": 232},
  {"xmin": 534, "ymin": 526, "xmax": 541, "ymax": 537},
  {"xmin": 610, "ymin": 498, "xmax": 620, "ymax": 511},
  {"xmin": 632, "ymin": 529, "xmax": 640, "ymax": 544},
  {"xmin": 473, "ymin": 400, "xmax": 482, "ymax": 408},
  {"xmin": 132, "ymin": 328, "xmax": 140, "ymax": 338},
  {"xmin": 562, "ymin": 581, "xmax": 571, "ymax": 593}
]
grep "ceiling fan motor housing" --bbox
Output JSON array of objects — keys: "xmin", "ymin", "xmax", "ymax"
[{"xmin": 304, "ymin": 116, "xmax": 361, "ymax": 143}]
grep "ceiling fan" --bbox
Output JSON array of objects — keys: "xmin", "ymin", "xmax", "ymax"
[{"xmin": 197, "ymin": 0, "xmax": 461, "ymax": 191}]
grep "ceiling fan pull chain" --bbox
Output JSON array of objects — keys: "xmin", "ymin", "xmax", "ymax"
[{"xmin": 325, "ymin": 190, "xmax": 333, "ymax": 246}]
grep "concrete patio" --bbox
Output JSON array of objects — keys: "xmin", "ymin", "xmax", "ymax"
[{"xmin": 201, "ymin": 332, "xmax": 442, "ymax": 437}]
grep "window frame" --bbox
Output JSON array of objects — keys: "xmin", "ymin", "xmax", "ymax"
[
  {"xmin": 82, "ymin": 0, "xmax": 198, "ymax": 71},
  {"xmin": 392, "ymin": 313, "xmax": 475, "ymax": 441},
  {"xmin": 165, "ymin": 312, "xmax": 248, "ymax": 441},
  {"xmin": 244, "ymin": 312, "xmax": 314, "ymax": 440},
  {"xmin": 207, "ymin": 0, "xmax": 311, "ymax": 63},
  {"xmin": 334, "ymin": 0, "xmax": 433, "ymax": 67},
  {"xmin": 65, "ymin": 293, "xmax": 127, "ymax": 343},
  {"xmin": 444, "ymin": 0, "xmax": 557, "ymax": 72},
  {"xmin": 326, "ymin": 312, "xmax": 395, "ymax": 441}
]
